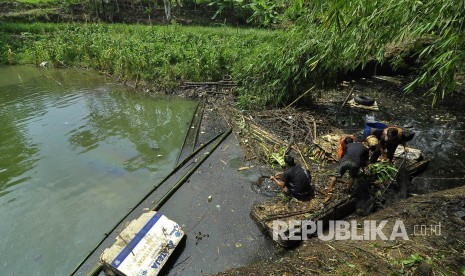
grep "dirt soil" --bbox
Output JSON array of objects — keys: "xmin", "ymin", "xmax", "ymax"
[
  {"xmin": 216, "ymin": 185, "xmax": 465, "ymax": 275},
  {"xmin": 172, "ymin": 79, "xmax": 465, "ymax": 275}
]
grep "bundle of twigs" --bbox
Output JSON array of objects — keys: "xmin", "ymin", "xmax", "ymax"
[{"xmin": 237, "ymin": 108, "xmax": 330, "ymax": 168}]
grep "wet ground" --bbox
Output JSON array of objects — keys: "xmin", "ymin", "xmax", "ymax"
[
  {"xmin": 320, "ymin": 77, "xmax": 465, "ymax": 194},
  {"xmin": 211, "ymin": 77, "xmax": 465, "ymax": 276},
  {"xmin": 75, "ymin": 107, "xmax": 278, "ymax": 276}
]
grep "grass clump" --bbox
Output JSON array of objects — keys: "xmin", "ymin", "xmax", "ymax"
[{"xmin": 0, "ymin": 22, "xmax": 286, "ymax": 97}]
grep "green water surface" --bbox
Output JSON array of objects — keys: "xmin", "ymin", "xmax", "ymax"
[{"xmin": 0, "ymin": 66, "xmax": 197, "ymax": 275}]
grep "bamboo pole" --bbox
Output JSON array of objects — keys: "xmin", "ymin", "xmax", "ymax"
[
  {"xmin": 285, "ymin": 86, "xmax": 315, "ymax": 109},
  {"xmin": 293, "ymin": 143, "xmax": 309, "ymax": 170},
  {"xmin": 85, "ymin": 264, "xmax": 102, "ymax": 276},
  {"xmin": 249, "ymin": 124, "xmax": 283, "ymax": 145},
  {"xmin": 151, "ymin": 128, "xmax": 232, "ymax": 211},
  {"xmin": 338, "ymin": 87, "xmax": 355, "ymax": 113},
  {"xmin": 192, "ymin": 101, "xmax": 205, "ymax": 153},
  {"xmin": 313, "ymin": 120, "xmax": 317, "ymax": 141},
  {"xmin": 176, "ymin": 101, "xmax": 200, "ymax": 165}
]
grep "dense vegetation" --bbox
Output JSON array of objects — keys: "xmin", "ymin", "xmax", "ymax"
[
  {"xmin": 0, "ymin": 22, "xmax": 286, "ymax": 99},
  {"xmin": 235, "ymin": 0, "xmax": 465, "ymax": 106},
  {"xmin": 1, "ymin": 0, "xmax": 464, "ymax": 108}
]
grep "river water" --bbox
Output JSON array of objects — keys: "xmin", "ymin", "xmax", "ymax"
[{"xmin": 0, "ymin": 66, "xmax": 197, "ymax": 275}]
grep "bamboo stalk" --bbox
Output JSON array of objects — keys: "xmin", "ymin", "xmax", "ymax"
[
  {"xmin": 85, "ymin": 263, "xmax": 102, "ymax": 276},
  {"xmin": 263, "ymin": 208, "xmax": 316, "ymax": 221},
  {"xmin": 192, "ymin": 101, "xmax": 205, "ymax": 153},
  {"xmin": 151, "ymin": 128, "xmax": 232, "ymax": 211},
  {"xmin": 313, "ymin": 120, "xmax": 317, "ymax": 142},
  {"xmin": 134, "ymin": 74, "xmax": 139, "ymax": 90},
  {"xmin": 285, "ymin": 86, "xmax": 315, "ymax": 109},
  {"xmin": 176, "ymin": 101, "xmax": 200, "ymax": 165},
  {"xmin": 249, "ymin": 124, "xmax": 283, "ymax": 145},
  {"xmin": 338, "ymin": 87, "xmax": 355, "ymax": 113},
  {"xmin": 293, "ymin": 143, "xmax": 309, "ymax": 171}
]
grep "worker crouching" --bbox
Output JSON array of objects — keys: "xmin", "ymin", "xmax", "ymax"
[{"xmin": 270, "ymin": 155, "xmax": 314, "ymax": 201}]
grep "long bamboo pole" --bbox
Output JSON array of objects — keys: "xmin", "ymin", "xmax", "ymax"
[
  {"xmin": 176, "ymin": 101, "xmax": 200, "ymax": 165},
  {"xmin": 285, "ymin": 86, "xmax": 315, "ymax": 109},
  {"xmin": 151, "ymin": 128, "xmax": 232, "ymax": 211},
  {"xmin": 192, "ymin": 101, "xmax": 205, "ymax": 153}
]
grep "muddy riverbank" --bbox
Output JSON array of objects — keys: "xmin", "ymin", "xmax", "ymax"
[
  {"xmin": 216, "ymin": 184, "xmax": 465, "ymax": 275},
  {"xmin": 174, "ymin": 76, "xmax": 465, "ymax": 275}
]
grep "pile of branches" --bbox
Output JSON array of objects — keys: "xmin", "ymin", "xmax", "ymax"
[{"xmin": 236, "ymin": 108, "xmax": 333, "ymax": 167}]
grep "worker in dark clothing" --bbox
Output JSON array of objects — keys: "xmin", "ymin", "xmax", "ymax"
[
  {"xmin": 370, "ymin": 126, "xmax": 415, "ymax": 163},
  {"xmin": 270, "ymin": 155, "xmax": 314, "ymax": 201},
  {"xmin": 327, "ymin": 142, "xmax": 369, "ymax": 196}
]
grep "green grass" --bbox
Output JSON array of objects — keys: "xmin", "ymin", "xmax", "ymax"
[
  {"xmin": 0, "ymin": 23, "xmax": 287, "ymax": 106},
  {"xmin": 16, "ymin": 0, "xmax": 57, "ymax": 3}
]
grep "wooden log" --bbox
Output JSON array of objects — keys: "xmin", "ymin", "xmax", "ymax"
[{"xmin": 184, "ymin": 81, "xmax": 236, "ymax": 86}]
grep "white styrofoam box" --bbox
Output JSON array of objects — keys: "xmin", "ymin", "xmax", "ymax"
[{"xmin": 101, "ymin": 211, "xmax": 184, "ymax": 276}]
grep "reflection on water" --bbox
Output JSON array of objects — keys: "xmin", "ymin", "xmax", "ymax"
[{"xmin": 0, "ymin": 65, "xmax": 197, "ymax": 275}]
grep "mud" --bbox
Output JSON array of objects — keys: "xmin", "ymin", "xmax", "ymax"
[
  {"xmin": 216, "ymin": 185, "xmax": 465, "ymax": 275},
  {"xmin": 176, "ymin": 77, "xmax": 465, "ymax": 275}
]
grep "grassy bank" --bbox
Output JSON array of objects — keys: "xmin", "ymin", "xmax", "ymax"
[
  {"xmin": 2, "ymin": 0, "xmax": 464, "ymax": 109},
  {"xmin": 0, "ymin": 22, "xmax": 291, "ymax": 107}
]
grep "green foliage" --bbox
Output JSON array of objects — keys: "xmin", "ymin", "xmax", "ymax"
[
  {"xmin": 208, "ymin": 0, "xmax": 244, "ymax": 19},
  {"xmin": 0, "ymin": 22, "xmax": 284, "ymax": 91},
  {"xmin": 246, "ymin": 0, "xmax": 280, "ymax": 26},
  {"xmin": 0, "ymin": 22, "xmax": 58, "ymax": 64},
  {"xmin": 368, "ymin": 163, "xmax": 397, "ymax": 184},
  {"xmin": 3, "ymin": 0, "xmax": 465, "ymax": 108},
  {"xmin": 237, "ymin": 0, "xmax": 465, "ymax": 108},
  {"xmin": 208, "ymin": 0, "xmax": 304, "ymax": 27},
  {"xmin": 270, "ymin": 146, "xmax": 286, "ymax": 167},
  {"xmin": 401, "ymin": 253, "xmax": 424, "ymax": 266},
  {"xmin": 277, "ymin": 192, "xmax": 291, "ymax": 203}
]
